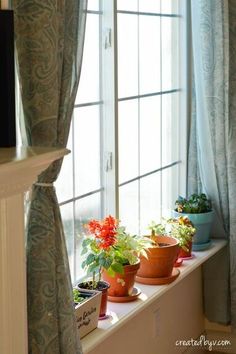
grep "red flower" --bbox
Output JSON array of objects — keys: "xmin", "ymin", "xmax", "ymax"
[{"xmin": 86, "ymin": 216, "xmax": 118, "ymax": 250}]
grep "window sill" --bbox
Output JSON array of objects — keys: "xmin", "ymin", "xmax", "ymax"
[{"xmin": 81, "ymin": 239, "xmax": 227, "ymax": 354}]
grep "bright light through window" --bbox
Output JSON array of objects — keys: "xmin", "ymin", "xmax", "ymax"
[{"xmin": 56, "ymin": 0, "xmax": 187, "ymax": 283}]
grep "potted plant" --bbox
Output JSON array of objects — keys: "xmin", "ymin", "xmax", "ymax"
[
  {"xmin": 73, "ymin": 288, "xmax": 102, "ymax": 338},
  {"xmin": 136, "ymin": 221, "xmax": 180, "ymax": 285},
  {"xmin": 173, "ymin": 193, "xmax": 214, "ymax": 251},
  {"xmin": 166, "ymin": 216, "xmax": 196, "ymax": 259},
  {"xmin": 148, "ymin": 221, "xmax": 166, "ymax": 236},
  {"xmin": 79, "ymin": 215, "xmax": 149, "ymax": 305}
]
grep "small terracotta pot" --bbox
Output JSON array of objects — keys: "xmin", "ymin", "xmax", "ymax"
[
  {"xmin": 102, "ymin": 262, "xmax": 140, "ymax": 297},
  {"xmin": 77, "ymin": 280, "xmax": 110, "ymax": 317},
  {"xmin": 178, "ymin": 240, "xmax": 192, "ymax": 258},
  {"xmin": 137, "ymin": 235, "xmax": 179, "ymax": 278}
]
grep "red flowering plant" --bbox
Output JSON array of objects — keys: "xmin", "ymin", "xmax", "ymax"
[{"xmin": 81, "ymin": 215, "xmax": 149, "ymax": 288}]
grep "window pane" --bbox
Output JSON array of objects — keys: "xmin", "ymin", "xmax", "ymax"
[
  {"xmin": 75, "ymin": 193, "xmax": 101, "ymax": 280},
  {"xmin": 162, "ymin": 92, "xmax": 179, "ymax": 166},
  {"xmin": 117, "ymin": 0, "xmax": 138, "ymax": 11},
  {"xmin": 119, "ymin": 100, "xmax": 138, "ymax": 183},
  {"xmin": 76, "ymin": 14, "xmax": 100, "ymax": 104},
  {"xmin": 55, "ymin": 127, "xmax": 73, "ymax": 203},
  {"xmin": 119, "ymin": 182, "xmax": 139, "ymax": 235},
  {"xmin": 88, "ymin": 0, "xmax": 99, "ymax": 11},
  {"xmin": 139, "ymin": 0, "xmax": 160, "ymax": 14},
  {"xmin": 60, "ymin": 203, "xmax": 75, "ymax": 281},
  {"xmin": 118, "ymin": 14, "xmax": 138, "ymax": 98},
  {"xmin": 74, "ymin": 106, "xmax": 101, "ymax": 196},
  {"xmin": 162, "ymin": 164, "xmax": 179, "ymax": 217},
  {"xmin": 139, "ymin": 15, "xmax": 161, "ymax": 94},
  {"xmin": 161, "ymin": 0, "xmax": 179, "ymax": 14},
  {"xmin": 161, "ymin": 17, "xmax": 179, "ymax": 91},
  {"xmin": 140, "ymin": 173, "xmax": 161, "ymax": 234},
  {"xmin": 140, "ymin": 96, "xmax": 161, "ymax": 174}
]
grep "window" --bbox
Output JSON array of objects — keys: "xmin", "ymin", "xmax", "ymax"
[{"xmin": 55, "ymin": 0, "xmax": 188, "ymax": 283}]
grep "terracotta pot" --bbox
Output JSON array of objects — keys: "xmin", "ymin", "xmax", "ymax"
[
  {"xmin": 137, "ymin": 235, "xmax": 179, "ymax": 278},
  {"xmin": 178, "ymin": 240, "xmax": 192, "ymax": 258},
  {"xmin": 77, "ymin": 280, "xmax": 110, "ymax": 318},
  {"xmin": 102, "ymin": 262, "xmax": 140, "ymax": 297}
]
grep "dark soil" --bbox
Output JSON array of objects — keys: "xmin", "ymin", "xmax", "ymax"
[
  {"xmin": 157, "ymin": 242, "xmax": 171, "ymax": 247},
  {"xmin": 77, "ymin": 280, "xmax": 109, "ymax": 291}
]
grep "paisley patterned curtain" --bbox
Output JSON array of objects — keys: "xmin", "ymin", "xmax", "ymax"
[
  {"xmin": 189, "ymin": 0, "xmax": 236, "ymax": 327},
  {"xmin": 13, "ymin": 1, "xmax": 87, "ymax": 352}
]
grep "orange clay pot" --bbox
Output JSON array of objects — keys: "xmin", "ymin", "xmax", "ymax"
[
  {"xmin": 137, "ymin": 235, "xmax": 179, "ymax": 278},
  {"xmin": 178, "ymin": 240, "xmax": 192, "ymax": 258},
  {"xmin": 102, "ymin": 262, "xmax": 140, "ymax": 297}
]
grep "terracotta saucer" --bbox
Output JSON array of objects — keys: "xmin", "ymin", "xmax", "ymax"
[
  {"xmin": 108, "ymin": 287, "xmax": 141, "ymax": 303},
  {"xmin": 135, "ymin": 268, "xmax": 180, "ymax": 285},
  {"xmin": 98, "ymin": 313, "xmax": 110, "ymax": 320},
  {"xmin": 180, "ymin": 254, "xmax": 195, "ymax": 260},
  {"xmin": 174, "ymin": 258, "xmax": 183, "ymax": 267}
]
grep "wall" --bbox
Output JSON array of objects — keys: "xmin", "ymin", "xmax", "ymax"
[{"xmin": 87, "ymin": 267, "xmax": 205, "ymax": 354}]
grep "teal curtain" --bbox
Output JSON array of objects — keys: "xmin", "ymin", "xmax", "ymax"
[
  {"xmin": 13, "ymin": 1, "xmax": 87, "ymax": 352},
  {"xmin": 189, "ymin": 0, "xmax": 236, "ymax": 326}
]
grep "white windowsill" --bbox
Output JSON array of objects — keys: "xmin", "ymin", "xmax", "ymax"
[{"xmin": 81, "ymin": 239, "xmax": 227, "ymax": 353}]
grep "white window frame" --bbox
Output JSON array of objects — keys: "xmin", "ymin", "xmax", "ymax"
[{"xmin": 56, "ymin": 0, "xmax": 189, "ymax": 282}]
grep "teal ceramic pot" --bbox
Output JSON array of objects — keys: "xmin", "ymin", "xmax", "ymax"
[{"xmin": 172, "ymin": 210, "xmax": 214, "ymax": 247}]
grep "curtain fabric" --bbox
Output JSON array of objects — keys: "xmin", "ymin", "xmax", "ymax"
[
  {"xmin": 13, "ymin": 1, "xmax": 87, "ymax": 352},
  {"xmin": 189, "ymin": 0, "xmax": 236, "ymax": 326}
]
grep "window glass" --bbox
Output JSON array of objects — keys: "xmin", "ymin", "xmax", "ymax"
[
  {"xmin": 75, "ymin": 193, "xmax": 101, "ymax": 279},
  {"xmin": 139, "ymin": 15, "xmax": 161, "ymax": 94},
  {"xmin": 139, "ymin": 0, "xmax": 161, "ymax": 13},
  {"xmin": 76, "ymin": 14, "xmax": 100, "ymax": 104},
  {"xmin": 118, "ymin": 14, "xmax": 138, "ymax": 98},
  {"xmin": 87, "ymin": 0, "xmax": 99, "ymax": 11},
  {"xmin": 118, "ymin": 100, "xmax": 139, "ymax": 184},
  {"xmin": 56, "ymin": 1, "xmax": 186, "ymax": 283},
  {"xmin": 140, "ymin": 173, "xmax": 161, "ymax": 234},
  {"xmin": 161, "ymin": 17, "xmax": 179, "ymax": 91},
  {"xmin": 117, "ymin": 0, "xmax": 138, "ymax": 12},
  {"xmin": 119, "ymin": 182, "xmax": 139, "ymax": 235},
  {"xmin": 56, "ymin": 127, "xmax": 73, "ymax": 203},
  {"xmin": 139, "ymin": 96, "xmax": 161, "ymax": 174},
  {"xmin": 74, "ymin": 106, "xmax": 101, "ymax": 196}
]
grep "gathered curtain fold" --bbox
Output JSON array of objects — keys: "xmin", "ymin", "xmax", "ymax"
[
  {"xmin": 13, "ymin": 0, "xmax": 87, "ymax": 352},
  {"xmin": 189, "ymin": 0, "xmax": 236, "ymax": 327}
]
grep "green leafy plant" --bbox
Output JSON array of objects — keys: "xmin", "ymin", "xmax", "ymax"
[
  {"xmin": 148, "ymin": 221, "xmax": 166, "ymax": 237},
  {"xmin": 73, "ymin": 289, "xmax": 86, "ymax": 304},
  {"xmin": 175, "ymin": 193, "xmax": 212, "ymax": 214},
  {"xmin": 81, "ymin": 215, "xmax": 150, "ymax": 289},
  {"xmin": 166, "ymin": 216, "xmax": 196, "ymax": 251}
]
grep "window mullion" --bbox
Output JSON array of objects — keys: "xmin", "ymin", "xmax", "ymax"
[{"xmin": 101, "ymin": 0, "xmax": 119, "ymax": 217}]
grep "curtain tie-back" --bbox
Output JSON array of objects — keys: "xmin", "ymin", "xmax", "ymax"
[{"xmin": 34, "ymin": 182, "xmax": 54, "ymax": 187}]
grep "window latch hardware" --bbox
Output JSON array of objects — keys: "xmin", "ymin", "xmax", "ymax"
[
  {"xmin": 103, "ymin": 28, "xmax": 112, "ymax": 49},
  {"xmin": 104, "ymin": 152, "xmax": 112, "ymax": 172}
]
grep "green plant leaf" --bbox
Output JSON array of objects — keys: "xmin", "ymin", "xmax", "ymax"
[
  {"xmin": 81, "ymin": 247, "xmax": 88, "ymax": 255},
  {"xmin": 86, "ymin": 253, "xmax": 96, "ymax": 265},
  {"xmin": 82, "ymin": 238, "xmax": 91, "ymax": 247},
  {"xmin": 100, "ymin": 256, "xmax": 112, "ymax": 269},
  {"xmin": 106, "ymin": 267, "xmax": 115, "ymax": 277},
  {"xmin": 87, "ymin": 263, "xmax": 99, "ymax": 275},
  {"xmin": 111, "ymin": 262, "xmax": 124, "ymax": 274},
  {"xmin": 81, "ymin": 260, "xmax": 87, "ymax": 269}
]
